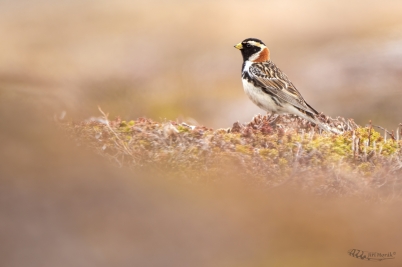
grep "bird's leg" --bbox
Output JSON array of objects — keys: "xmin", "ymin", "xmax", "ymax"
[
  {"xmin": 266, "ymin": 112, "xmax": 275, "ymax": 121},
  {"xmin": 267, "ymin": 113, "xmax": 279, "ymax": 124}
]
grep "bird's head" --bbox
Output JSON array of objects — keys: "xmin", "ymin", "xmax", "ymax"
[{"xmin": 234, "ymin": 38, "xmax": 270, "ymax": 63}]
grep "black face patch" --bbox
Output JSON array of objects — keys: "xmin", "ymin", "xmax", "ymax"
[{"xmin": 239, "ymin": 41, "xmax": 262, "ymax": 62}]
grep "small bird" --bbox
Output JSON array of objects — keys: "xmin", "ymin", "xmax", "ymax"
[{"xmin": 234, "ymin": 38, "xmax": 338, "ymax": 133}]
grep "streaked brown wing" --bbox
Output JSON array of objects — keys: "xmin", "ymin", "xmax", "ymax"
[{"xmin": 249, "ymin": 63, "xmax": 318, "ymax": 115}]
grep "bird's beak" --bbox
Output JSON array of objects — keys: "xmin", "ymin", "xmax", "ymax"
[{"xmin": 234, "ymin": 43, "xmax": 243, "ymax": 50}]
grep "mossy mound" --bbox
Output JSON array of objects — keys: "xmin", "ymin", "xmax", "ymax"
[{"xmin": 65, "ymin": 113, "xmax": 402, "ymax": 199}]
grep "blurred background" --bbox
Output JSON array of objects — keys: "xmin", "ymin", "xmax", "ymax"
[
  {"xmin": 1, "ymin": 0, "xmax": 402, "ymax": 266},
  {"xmin": 1, "ymin": 0, "xmax": 402, "ymax": 128}
]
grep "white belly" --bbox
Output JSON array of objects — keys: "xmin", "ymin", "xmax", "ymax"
[{"xmin": 242, "ymin": 79, "xmax": 282, "ymax": 113}]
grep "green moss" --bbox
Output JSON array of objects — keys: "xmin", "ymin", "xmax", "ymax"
[
  {"xmin": 222, "ymin": 133, "xmax": 240, "ymax": 143},
  {"xmin": 259, "ymin": 148, "xmax": 278, "ymax": 158},
  {"xmin": 329, "ymin": 135, "xmax": 352, "ymax": 156},
  {"xmin": 176, "ymin": 125, "xmax": 190, "ymax": 133},
  {"xmin": 381, "ymin": 140, "xmax": 398, "ymax": 155},
  {"xmin": 356, "ymin": 127, "xmax": 382, "ymax": 144},
  {"xmin": 118, "ymin": 120, "xmax": 134, "ymax": 132},
  {"xmin": 236, "ymin": 144, "xmax": 252, "ymax": 155}
]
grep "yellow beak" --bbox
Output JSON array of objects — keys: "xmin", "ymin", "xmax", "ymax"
[{"xmin": 234, "ymin": 43, "xmax": 243, "ymax": 50}]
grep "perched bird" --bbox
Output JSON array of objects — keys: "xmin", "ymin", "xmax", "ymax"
[{"xmin": 234, "ymin": 38, "xmax": 338, "ymax": 133}]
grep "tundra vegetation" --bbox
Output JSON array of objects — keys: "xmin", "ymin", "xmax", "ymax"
[{"xmin": 65, "ymin": 109, "xmax": 402, "ymax": 202}]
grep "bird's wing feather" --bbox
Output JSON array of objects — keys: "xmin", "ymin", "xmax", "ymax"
[{"xmin": 249, "ymin": 63, "xmax": 318, "ymax": 115}]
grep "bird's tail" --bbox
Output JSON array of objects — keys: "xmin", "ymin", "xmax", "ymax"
[
  {"xmin": 302, "ymin": 112, "xmax": 344, "ymax": 134},
  {"xmin": 314, "ymin": 119, "xmax": 342, "ymax": 134},
  {"xmin": 296, "ymin": 107, "xmax": 342, "ymax": 134}
]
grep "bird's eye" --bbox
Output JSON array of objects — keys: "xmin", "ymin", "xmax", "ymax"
[{"xmin": 245, "ymin": 43, "xmax": 251, "ymax": 48}]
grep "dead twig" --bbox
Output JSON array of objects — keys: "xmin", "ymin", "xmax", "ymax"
[
  {"xmin": 373, "ymin": 125, "xmax": 395, "ymax": 140},
  {"xmin": 98, "ymin": 106, "xmax": 133, "ymax": 157}
]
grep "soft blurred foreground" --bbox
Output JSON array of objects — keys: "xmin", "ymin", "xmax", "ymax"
[{"xmin": 1, "ymin": 95, "xmax": 402, "ymax": 267}]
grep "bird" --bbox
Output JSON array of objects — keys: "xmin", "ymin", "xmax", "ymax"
[{"xmin": 234, "ymin": 38, "xmax": 339, "ymax": 133}]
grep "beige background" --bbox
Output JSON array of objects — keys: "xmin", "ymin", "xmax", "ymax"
[{"xmin": 1, "ymin": 0, "xmax": 401, "ymax": 129}]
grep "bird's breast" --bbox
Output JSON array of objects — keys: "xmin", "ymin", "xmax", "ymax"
[{"xmin": 241, "ymin": 77, "xmax": 280, "ymax": 113}]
